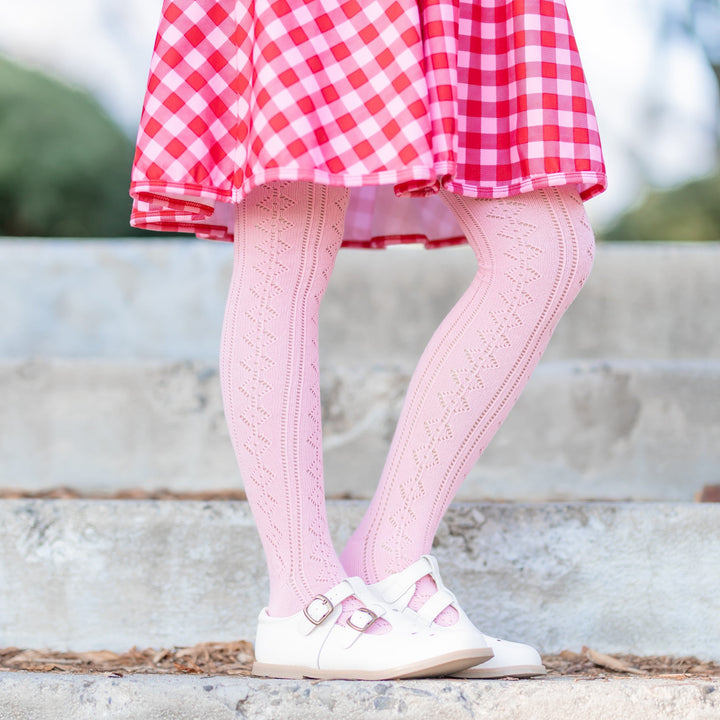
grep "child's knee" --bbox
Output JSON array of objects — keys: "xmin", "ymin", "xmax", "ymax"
[{"xmin": 561, "ymin": 186, "xmax": 596, "ymax": 291}]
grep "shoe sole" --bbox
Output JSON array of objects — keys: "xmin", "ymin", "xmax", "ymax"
[
  {"xmin": 252, "ymin": 647, "xmax": 493, "ymax": 681},
  {"xmin": 451, "ymin": 664, "xmax": 547, "ymax": 679}
]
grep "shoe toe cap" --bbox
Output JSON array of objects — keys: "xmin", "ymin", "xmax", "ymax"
[{"xmin": 482, "ymin": 636, "xmax": 543, "ymax": 667}]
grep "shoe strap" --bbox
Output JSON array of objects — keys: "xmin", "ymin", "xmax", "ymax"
[
  {"xmin": 377, "ymin": 555, "xmax": 458, "ymax": 624},
  {"xmin": 299, "ymin": 578, "xmax": 357, "ymax": 635},
  {"xmin": 415, "ymin": 586, "xmax": 457, "ymax": 626},
  {"xmin": 379, "ymin": 555, "xmax": 438, "ymax": 604},
  {"xmin": 299, "ymin": 577, "xmax": 383, "ymax": 637},
  {"xmin": 346, "ymin": 607, "xmax": 380, "ymax": 633}
]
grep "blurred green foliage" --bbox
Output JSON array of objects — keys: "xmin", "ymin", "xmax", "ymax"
[
  {"xmin": 601, "ymin": 172, "xmax": 720, "ymax": 242},
  {"xmin": 2, "ymin": 54, "xmax": 719, "ymax": 243},
  {"xmin": 0, "ymin": 56, "xmax": 140, "ymax": 237}
]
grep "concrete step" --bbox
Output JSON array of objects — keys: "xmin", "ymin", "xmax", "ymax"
[
  {"xmin": 0, "ymin": 674, "xmax": 718, "ymax": 720},
  {"xmin": 2, "ymin": 238, "xmax": 719, "ymax": 363},
  {"xmin": 0, "ymin": 500, "xmax": 717, "ymax": 659},
  {"xmin": 1, "ymin": 359, "xmax": 718, "ymax": 500}
]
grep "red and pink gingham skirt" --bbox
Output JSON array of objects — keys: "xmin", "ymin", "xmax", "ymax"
[{"xmin": 130, "ymin": 0, "xmax": 607, "ymax": 248}]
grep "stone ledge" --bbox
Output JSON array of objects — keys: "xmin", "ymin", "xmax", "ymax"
[
  {"xmin": 2, "ymin": 238, "xmax": 719, "ymax": 362},
  {"xmin": 0, "ymin": 673, "xmax": 718, "ymax": 720},
  {"xmin": 0, "ymin": 500, "xmax": 718, "ymax": 658},
  {"xmin": 1, "ymin": 359, "xmax": 718, "ymax": 500}
]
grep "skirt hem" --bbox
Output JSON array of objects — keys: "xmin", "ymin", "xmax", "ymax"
[{"xmin": 129, "ymin": 168, "xmax": 606, "ymax": 247}]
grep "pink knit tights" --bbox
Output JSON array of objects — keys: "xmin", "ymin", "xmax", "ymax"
[
  {"xmin": 220, "ymin": 181, "xmax": 355, "ymax": 618},
  {"xmin": 340, "ymin": 185, "xmax": 595, "ymax": 624},
  {"xmin": 221, "ymin": 180, "xmax": 594, "ymax": 624}
]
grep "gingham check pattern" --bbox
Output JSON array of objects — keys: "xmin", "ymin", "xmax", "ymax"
[{"xmin": 130, "ymin": 0, "xmax": 606, "ymax": 246}]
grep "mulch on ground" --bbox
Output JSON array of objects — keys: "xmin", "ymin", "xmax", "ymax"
[
  {"xmin": 0, "ymin": 642, "xmax": 254, "ymax": 676},
  {"xmin": 2, "ymin": 485, "xmax": 719, "ymax": 502},
  {"xmin": 543, "ymin": 648, "xmax": 720, "ymax": 680},
  {"xmin": 1, "ymin": 643, "xmax": 718, "ymax": 680},
  {"xmin": 0, "ymin": 487, "xmax": 251, "ymax": 501}
]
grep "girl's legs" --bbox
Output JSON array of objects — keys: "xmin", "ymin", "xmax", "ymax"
[
  {"xmin": 221, "ymin": 182, "xmax": 506, "ymax": 679},
  {"xmin": 220, "ymin": 180, "xmax": 356, "ymax": 618},
  {"xmin": 341, "ymin": 186, "xmax": 595, "ymax": 622}
]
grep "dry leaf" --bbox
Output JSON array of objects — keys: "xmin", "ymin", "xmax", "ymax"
[
  {"xmin": 583, "ymin": 647, "xmax": 647, "ymax": 675},
  {"xmin": 173, "ymin": 662, "xmax": 203, "ymax": 674},
  {"xmin": 81, "ymin": 651, "xmax": 120, "ymax": 664},
  {"xmin": 152, "ymin": 648, "xmax": 171, "ymax": 664},
  {"xmin": 5, "ymin": 650, "xmax": 43, "ymax": 665}
]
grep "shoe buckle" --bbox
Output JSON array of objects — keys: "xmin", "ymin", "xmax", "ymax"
[
  {"xmin": 346, "ymin": 607, "xmax": 379, "ymax": 633},
  {"xmin": 303, "ymin": 594, "xmax": 334, "ymax": 625}
]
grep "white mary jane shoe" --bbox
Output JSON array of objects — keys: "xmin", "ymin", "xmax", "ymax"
[
  {"xmin": 252, "ymin": 576, "xmax": 493, "ymax": 680},
  {"xmin": 450, "ymin": 634, "xmax": 546, "ymax": 678},
  {"xmin": 369, "ymin": 555, "xmax": 546, "ymax": 679}
]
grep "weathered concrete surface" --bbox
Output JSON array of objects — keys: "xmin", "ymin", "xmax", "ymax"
[
  {"xmin": 0, "ymin": 500, "xmax": 718, "ymax": 659},
  {"xmin": 0, "ymin": 674, "xmax": 718, "ymax": 720},
  {"xmin": 2, "ymin": 239, "xmax": 719, "ymax": 362},
  {"xmin": 1, "ymin": 359, "xmax": 718, "ymax": 500},
  {"xmin": 326, "ymin": 359, "xmax": 720, "ymax": 502},
  {"xmin": 0, "ymin": 359, "xmax": 230, "ymax": 494}
]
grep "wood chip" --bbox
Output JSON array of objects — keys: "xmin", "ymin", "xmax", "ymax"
[
  {"xmin": 152, "ymin": 648, "xmax": 171, "ymax": 664},
  {"xmin": 5, "ymin": 650, "xmax": 47, "ymax": 665},
  {"xmin": 583, "ymin": 647, "xmax": 648, "ymax": 675},
  {"xmin": 80, "ymin": 651, "xmax": 119, "ymax": 664}
]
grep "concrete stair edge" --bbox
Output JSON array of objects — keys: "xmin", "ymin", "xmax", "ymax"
[
  {"xmin": 1, "ymin": 358, "xmax": 718, "ymax": 501},
  {"xmin": 2, "ymin": 238, "xmax": 719, "ymax": 362},
  {"xmin": 0, "ymin": 673, "xmax": 718, "ymax": 720},
  {"xmin": 0, "ymin": 499, "xmax": 718, "ymax": 659}
]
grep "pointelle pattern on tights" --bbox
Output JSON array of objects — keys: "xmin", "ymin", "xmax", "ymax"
[
  {"xmin": 567, "ymin": 190, "xmax": 595, "ymax": 293},
  {"xmin": 381, "ymin": 198, "xmax": 544, "ymax": 574},
  {"xmin": 430, "ymin": 189, "xmax": 584, "ymax": 530},
  {"xmin": 284, "ymin": 184, "xmax": 389, "ymax": 631},
  {"xmin": 251, "ymin": 182, "xmax": 346, "ymax": 600},
  {"xmin": 304, "ymin": 186, "xmax": 348, "ymax": 589},
  {"xmin": 229, "ymin": 183, "xmax": 391, "ymax": 624},
  {"xmin": 284, "ymin": 184, "xmax": 390, "ymax": 629},
  {"xmin": 237, "ymin": 184, "xmax": 296, "ymax": 589}
]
